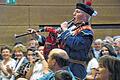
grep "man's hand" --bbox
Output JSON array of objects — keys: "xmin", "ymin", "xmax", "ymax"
[
  {"xmin": 34, "ymin": 50, "xmax": 45, "ymax": 61},
  {"xmin": 27, "ymin": 28, "xmax": 37, "ymax": 33},
  {"xmin": 61, "ymin": 21, "xmax": 68, "ymax": 31}
]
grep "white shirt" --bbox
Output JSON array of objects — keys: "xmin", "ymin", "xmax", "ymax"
[
  {"xmin": 30, "ymin": 61, "xmax": 44, "ymax": 80},
  {"xmin": 0, "ymin": 58, "xmax": 16, "ymax": 80},
  {"xmin": 93, "ymin": 48, "xmax": 101, "ymax": 60},
  {"xmin": 87, "ymin": 58, "xmax": 99, "ymax": 75}
]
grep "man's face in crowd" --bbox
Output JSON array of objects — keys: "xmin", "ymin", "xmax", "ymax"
[
  {"xmin": 27, "ymin": 50, "xmax": 34, "ymax": 61},
  {"xmin": 28, "ymin": 39, "xmax": 37, "ymax": 48},
  {"xmin": 38, "ymin": 46, "xmax": 44, "ymax": 55},
  {"xmin": 94, "ymin": 42, "xmax": 102, "ymax": 51},
  {"xmin": 47, "ymin": 54, "xmax": 56, "ymax": 71}
]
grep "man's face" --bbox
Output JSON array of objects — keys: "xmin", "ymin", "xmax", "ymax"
[
  {"xmin": 28, "ymin": 40, "xmax": 36, "ymax": 48},
  {"xmin": 27, "ymin": 50, "xmax": 34, "ymax": 61},
  {"xmin": 94, "ymin": 42, "xmax": 102, "ymax": 51},
  {"xmin": 73, "ymin": 9, "xmax": 87, "ymax": 23},
  {"xmin": 47, "ymin": 55, "xmax": 56, "ymax": 70},
  {"xmin": 38, "ymin": 46, "xmax": 44, "ymax": 55}
]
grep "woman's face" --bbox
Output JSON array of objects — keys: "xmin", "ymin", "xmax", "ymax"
[
  {"xmin": 101, "ymin": 47, "xmax": 109, "ymax": 55},
  {"xmin": 95, "ymin": 62, "xmax": 110, "ymax": 80},
  {"xmin": 1, "ymin": 49, "xmax": 11, "ymax": 60},
  {"xmin": 14, "ymin": 50, "xmax": 23, "ymax": 60}
]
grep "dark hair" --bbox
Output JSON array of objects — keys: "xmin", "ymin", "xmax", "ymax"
[
  {"xmin": 55, "ymin": 70, "xmax": 72, "ymax": 80},
  {"xmin": 51, "ymin": 54, "xmax": 69, "ymax": 68},
  {"xmin": 27, "ymin": 47, "xmax": 36, "ymax": 52},
  {"xmin": 1, "ymin": 45, "xmax": 12, "ymax": 53},
  {"xmin": 100, "ymin": 43, "xmax": 117, "ymax": 57},
  {"xmin": 99, "ymin": 55, "xmax": 120, "ymax": 80}
]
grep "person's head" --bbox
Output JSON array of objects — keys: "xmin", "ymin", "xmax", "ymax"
[
  {"xmin": 55, "ymin": 70, "xmax": 72, "ymax": 80},
  {"xmin": 0, "ymin": 45, "xmax": 12, "ymax": 60},
  {"xmin": 28, "ymin": 38, "xmax": 39, "ymax": 48},
  {"xmin": 27, "ymin": 47, "xmax": 36, "ymax": 61},
  {"xmin": 103, "ymin": 36, "xmax": 113, "ymax": 45},
  {"xmin": 73, "ymin": 3, "xmax": 95, "ymax": 24},
  {"xmin": 100, "ymin": 43, "xmax": 116, "ymax": 57},
  {"xmin": 96, "ymin": 55, "xmax": 120, "ymax": 80},
  {"xmin": 93, "ymin": 39, "xmax": 103, "ymax": 51},
  {"xmin": 47, "ymin": 48, "xmax": 69, "ymax": 71},
  {"xmin": 113, "ymin": 38, "xmax": 120, "ymax": 48},
  {"xmin": 13, "ymin": 44, "xmax": 27, "ymax": 60},
  {"xmin": 37, "ymin": 46, "xmax": 44, "ymax": 55},
  {"xmin": 115, "ymin": 46, "xmax": 120, "ymax": 55}
]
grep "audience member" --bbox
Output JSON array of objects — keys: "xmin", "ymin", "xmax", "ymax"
[
  {"xmin": 100, "ymin": 43, "xmax": 117, "ymax": 57},
  {"xmin": 38, "ymin": 48, "xmax": 76, "ymax": 80},
  {"xmin": 96, "ymin": 55, "xmax": 120, "ymax": 80},
  {"xmin": 0, "ymin": 45, "xmax": 16, "ymax": 80},
  {"xmin": 55, "ymin": 70, "xmax": 72, "ymax": 80}
]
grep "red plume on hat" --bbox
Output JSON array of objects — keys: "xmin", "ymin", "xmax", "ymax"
[
  {"xmin": 85, "ymin": 0, "xmax": 95, "ymax": 6},
  {"xmin": 84, "ymin": 0, "xmax": 97, "ymax": 16}
]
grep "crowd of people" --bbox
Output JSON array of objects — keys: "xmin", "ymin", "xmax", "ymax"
[{"xmin": 0, "ymin": 1, "xmax": 120, "ymax": 80}]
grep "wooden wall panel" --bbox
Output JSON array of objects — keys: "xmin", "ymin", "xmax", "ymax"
[
  {"xmin": 0, "ymin": 26, "xmax": 29, "ymax": 45},
  {"xmin": 0, "ymin": 5, "xmax": 29, "ymax": 25},
  {"xmin": 94, "ymin": 29, "xmax": 120, "ymax": 39},
  {"xmin": 30, "ymin": 6, "xmax": 74, "ymax": 25},
  {"xmin": 29, "ymin": 0, "xmax": 76, "ymax": 5},
  {"xmin": 93, "ymin": 6, "xmax": 120, "ymax": 24},
  {"xmin": 94, "ymin": 0, "xmax": 120, "ymax": 5},
  {"xmin": 16, "ymin": 0, "xmax": 78, "ymax": 5}
]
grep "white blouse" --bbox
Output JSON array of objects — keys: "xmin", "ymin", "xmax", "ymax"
[{"xmin": 0, "ymin": 58, "xmax": 17, "ymax": 80}]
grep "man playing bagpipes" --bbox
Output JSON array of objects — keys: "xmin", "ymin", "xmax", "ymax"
[
  {"xmin": 57, "ymin": 2, "xmax": 96, "ymax": 80},
  {"xmin": 27, "ymin": 1, "xmax": 97, "ymax": 79}
]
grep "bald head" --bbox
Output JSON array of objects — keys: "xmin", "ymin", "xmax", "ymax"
[
  {"xmin": 49, "ymin": 48, "xmax": 69, "ymax": 60},
  {"xmin": 47, "ymin": 48, "xmax": 69, "ymax": 69}
]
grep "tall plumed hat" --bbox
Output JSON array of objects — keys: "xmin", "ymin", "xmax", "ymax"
[{"xmin": 76, "ymin": 3, "xmax": 96, "ymax": 16}]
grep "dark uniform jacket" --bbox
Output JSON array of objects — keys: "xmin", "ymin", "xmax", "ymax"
[{"xmin": 58, "ymin": 24, "xmax": 94, "ymax": 79}]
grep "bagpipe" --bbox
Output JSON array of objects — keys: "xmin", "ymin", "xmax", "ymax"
[
  {"xmin": 14, "ymin": 18, "xmax": 74, "ymax": 38},
  {"xmin": 14, "ymin": 18, "xmax": 74, "ymax": 59},
  {"xmin": 14, "ymin": 18, "xmax": 89, "ymax": 59}
]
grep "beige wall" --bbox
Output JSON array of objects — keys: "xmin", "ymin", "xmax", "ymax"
[{"xmin": 0, "ymin": 0, "xmax": 120, "ymax": 45}]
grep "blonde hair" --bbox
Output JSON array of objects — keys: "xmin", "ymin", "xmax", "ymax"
[{"xmin": 13, "ymin": 44, "xmax": 27, "ymax": 54}]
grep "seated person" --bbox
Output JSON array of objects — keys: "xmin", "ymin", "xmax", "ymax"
[
  {"xmin": 37, "ymin": 48, "xmax": 77, "ymax": 80},
  {"xmin": 55, "ymin": 70, "xmax": 72, "ymax": 80}
]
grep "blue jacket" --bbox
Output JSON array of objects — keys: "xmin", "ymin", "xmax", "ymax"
[
  {"xmin": 58, "ymin": 26, "xmax": 94, "ymax": 79},
  {"xmin": 37, "ymin": 67, "xmax": 77, "ymax": 80}
]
